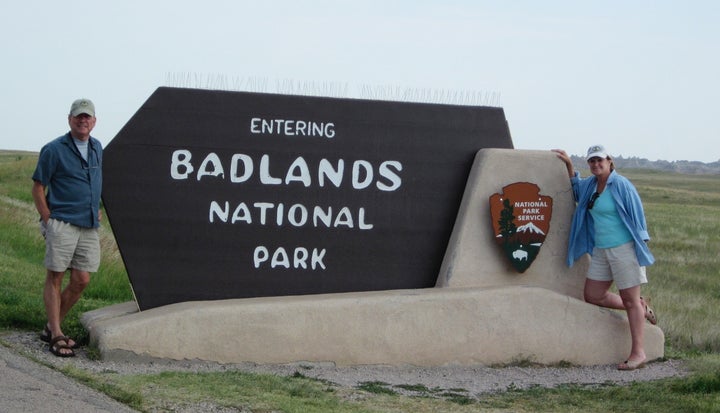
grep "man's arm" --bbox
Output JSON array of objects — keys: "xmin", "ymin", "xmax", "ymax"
[{"xmin": 31, "ymin": 180, "xmax": 51, "ymax": 223}]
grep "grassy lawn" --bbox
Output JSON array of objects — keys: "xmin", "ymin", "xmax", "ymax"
[{"xmin": 1, "ymin": 152, "xmax": 719, "ymax": 412}]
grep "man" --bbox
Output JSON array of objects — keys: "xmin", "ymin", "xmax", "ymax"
[{"xmin": 32, "ymin": 98, "xmax": 103, "ymax": 357}]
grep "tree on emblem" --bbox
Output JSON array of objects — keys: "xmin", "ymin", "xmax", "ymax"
[{"xmin": 498, "ymin": 198, "xmax": 516, "ymax": 239}]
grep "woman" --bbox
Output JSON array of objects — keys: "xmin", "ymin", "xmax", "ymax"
[{"xmin": 553, "ymin": 145, "xmax": 657, "ymax": 370}]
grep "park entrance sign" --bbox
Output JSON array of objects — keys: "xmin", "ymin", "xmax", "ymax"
[{"xmin": 103, "ymin": 87, "xmax": 513, "ymax": 310}]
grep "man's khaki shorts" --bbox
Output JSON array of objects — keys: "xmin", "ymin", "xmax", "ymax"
[
  {"xmin": 43, "ymin": 218, "xmax": 100, "ymax": 273},
  {"xmin": 587, "ymin": 241, "xmax": 647, "ymax": 290}
]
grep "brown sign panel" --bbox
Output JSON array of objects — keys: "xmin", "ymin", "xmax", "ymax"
[
  {"xmin": 103, "ymin": 87, "xmax": 514, "ymax": 310},
  {"xmin": 489, "ymin": 182, "xmax": 552, "ymax": 273}
]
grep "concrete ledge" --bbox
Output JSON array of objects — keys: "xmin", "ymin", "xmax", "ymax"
[
  {"xmin": 81, "ymin": 301, "xmax": 138, "ymax": 325},
  {"xmin": 82, "ymin": 286, "xmax": 663, "ymax": 366}
]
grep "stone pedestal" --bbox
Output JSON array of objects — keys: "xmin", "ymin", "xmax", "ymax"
[{"xmin": 83, "ymin": 149, "xmax": 664, "ymax": 366}]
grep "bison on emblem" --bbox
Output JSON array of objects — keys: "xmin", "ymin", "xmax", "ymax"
[{"xmin": 512, "ymin": 249, "xmax": 529, "ymax": 261}]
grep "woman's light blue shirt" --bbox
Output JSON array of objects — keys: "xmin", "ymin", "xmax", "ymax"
[
  {"xmin": 589, "ymin": 191, "xmax": 633, "ymax": 248},
  {"xmin": 566, "ymin": 170, "xmax": 654, "ymax": 267}
]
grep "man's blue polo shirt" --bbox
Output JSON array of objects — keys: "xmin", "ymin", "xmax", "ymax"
[{"xmin": 32, "ymin": 133, "xmax": 103, "ymax": 228}]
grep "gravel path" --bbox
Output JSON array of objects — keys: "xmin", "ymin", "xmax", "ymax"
[{"xmin": 2, "ymin": 330, "xmax": 688, "ymax": 400}]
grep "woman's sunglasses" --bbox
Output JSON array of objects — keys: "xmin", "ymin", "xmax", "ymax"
[{"xmin": 588, "ymin": 192, "xmax": 600, "ymax": 209}]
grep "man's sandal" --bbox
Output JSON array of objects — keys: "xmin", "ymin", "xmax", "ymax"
[
  {"xmin": 49, "ymin": 336, "xmax": 76, "ymax": 358},
  {"xmin": 640, "ymin": 296, "xmax": 658, "ymax": 325},
  {"xmin": 40, "ymin": 326, "xmax": 79, "ymax": 349}
]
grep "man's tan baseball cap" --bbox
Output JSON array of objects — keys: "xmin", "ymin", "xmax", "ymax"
[{"xmin": 69, "ymin": 98, "xmax": 95, "ymax": 117}]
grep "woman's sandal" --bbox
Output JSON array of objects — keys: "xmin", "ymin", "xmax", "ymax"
[
  {"xmin": 49, "ymin": 336, "xmax": 76, "ymax": 358},
  {"xmin": 40, "ymin": 326, "xmax": 80, "ymax": 349},
  {"xmin": 640, "ymin": 296, "xmax": 657, "ymax": 325},
  {"xmin": 618, "ymin": 358, "xmax": 647, "ymax": 371}
]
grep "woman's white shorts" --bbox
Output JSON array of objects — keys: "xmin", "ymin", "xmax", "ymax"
[{"xmin": 587, "ymin": 241, "xmax": 647, "ymax": 290}]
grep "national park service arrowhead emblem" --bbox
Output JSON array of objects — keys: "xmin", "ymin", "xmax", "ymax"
[{"xmin": 489, "ymin": 182, "xmax": 553, "ymax": 273}]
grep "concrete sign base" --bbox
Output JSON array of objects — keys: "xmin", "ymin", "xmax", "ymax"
[
  {"xmin": 82, "ymin": 149, "xmax": 664, "ymax": 366},
  {"xmin": 82, "ymin": 286, "xmax": 663, "ymax": 366}
]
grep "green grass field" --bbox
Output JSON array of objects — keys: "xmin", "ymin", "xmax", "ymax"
[{"xmin": 1, "ymin": 151, "xmax": 719, "ymax": 412}]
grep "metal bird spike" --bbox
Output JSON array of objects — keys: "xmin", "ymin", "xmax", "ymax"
[{"xmin": 165, "ymin": 71, "xmax": 502, "ymax": 107}]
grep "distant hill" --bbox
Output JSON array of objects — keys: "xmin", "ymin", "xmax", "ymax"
[
  {"xmin": 3, "ymin": 149, "xmax": 718, "ymax": 175},
  {"xmin": 570, "ymin": 155, "xmax": 720, "ymax": 175}
]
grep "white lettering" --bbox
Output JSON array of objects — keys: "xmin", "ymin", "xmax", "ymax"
[
  {"xmin": 285, "ymin": 157, "xmax": 312, "ymax": 187},
  {"xmin": 352, "ymin": 160, "xmax": 373, "ymax": 189},
  {"xmin": 253, "ymin": 246, "xmax": 269, "ymax": 268},
  {"xmin": 170, "ymin": 149, "xmax": 194, "ymax": 179},
  {"xmin": 253, "ymin": 202, "xmax": 274, "ymax": 225},
  {"xmin": 231, "ymin": 202, "xmax": 252, "ymax": 224},
  {"xmin": 513, "ymin": 201, "xmax": 549, "ymax": 208},
  {"xmin": 253, "ymin": 246, "xmax": 327, "ymax": 270},
  {"xmin": 313, "ymin": 206, "xmax": 332, "ymax": 227},
  {"xmin": 358, "ymin": 207, "xmax": 373, "ymax": 230},
  {"xmin": 334, "ymin": 207, "xmax": 354, "ymax": 228},
  {"xmin": 250, "ymin": 118, "xmax": 335, "ymax": 139},
  {"xmin": 259, "ymin": 154, "xmax": 282, "ymax": 184},
  {"xmin": 311, "ymin": 248, "xmax": 327, "ymax": 269},
  {"xmin": 288, "ymin": 204, "xmax": 308, "ymax": 226},
  {"xmin": 276, "ymin": 203, "xmax": 284, "ymax": 226},
  {"xmin": 284, "ymin": 120, "xmax": 295, "ymax": 136},
  {"xmin": 209, "ymin": 201, "xmax": 373, "ymax": 230},
  {"xmin": 518, "ymin": 215, "xmax": 545, "ymax": 221},
  {"xmin": 377, "ymin": 161, "xmax": 402, "ymax": 191},
  {"xmin": 271, "ymin": 247, "xmax": 291, "ymax": 268},
  {"xmin": 209, "ymin": 201, "xmax": 229, "ymax": 223},
  {"xmin": 294, "ymin": 247, "xmax": 308, "ymax": 269},
  {"xmin": 230, "ymin": 154, "xmax": 253, "ymax": 183},
  {"xmin": 170, "ymin": 150, "xmax": 402, "ymax": 191},
  {"xmin": 296, "ymin": 120, "xmax": 307, "ymax": 136},
  {"xmin": 250, "ymin": 118, "xmax": 261, "ymax": 134},
  {"xmin": 197, "ymin": 152, "xmax": 224, "ymax": 180},
  {"xmin": 318, "ymin": 159, "xmax": 344, "ymax": 188}
]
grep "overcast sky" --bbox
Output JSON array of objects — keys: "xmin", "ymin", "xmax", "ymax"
[{"xmin": 1, "ymin": 1, "xmax": 718, "ymax": 162}]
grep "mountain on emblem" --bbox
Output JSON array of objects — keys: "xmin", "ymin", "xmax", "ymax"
[
  {"xmin": 517, "ymin": 222, "xmax": 545, "ymax": 235},
  {"xmin": 489, "ymin": 182, "xmax": 553, "ymax": 273}
]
